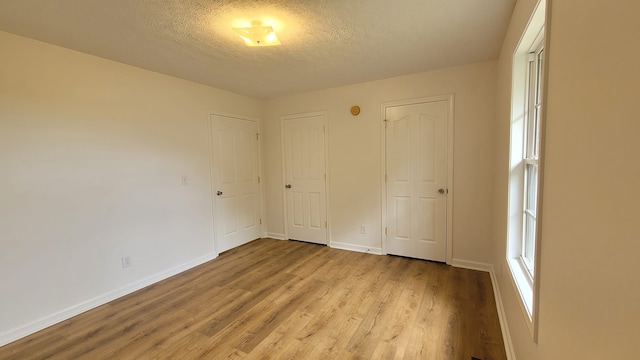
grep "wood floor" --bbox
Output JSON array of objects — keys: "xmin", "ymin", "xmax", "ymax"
[{"xmin": 0, "ymin": 239, "xmax": 506, "ymax": 360}]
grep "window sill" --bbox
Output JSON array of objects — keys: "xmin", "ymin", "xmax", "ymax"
[{"xmin": 507, "ymin": 257, "xmax": 534, "ymax": 335}]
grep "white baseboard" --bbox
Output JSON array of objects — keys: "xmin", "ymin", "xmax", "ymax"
[
  {"xmin": 265, "ymin": 232, "xmax": 286, "ymax": 240},
  {"xmin": 450, "ymin": 258, "xmax": 494, "ymax": 272},
  {"xmin": 451, "ymin": 259, "xmax": 516, "ymax": 360},
  {"xmin": 329, "ymin": 241, "xmax": 383, "ymax": 255},
  {"xmin": 489, "ymin": 265, "xmax": 517, "ymax": 360},
  {"xmin": 0, "ymin": 252, "xmax": 218, "ymax": 347}
]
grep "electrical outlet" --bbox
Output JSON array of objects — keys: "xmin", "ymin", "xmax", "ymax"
[
  {"xmin": 361, "ymin": 225, "xmax": 367, "ymax": 234},
  {"xmin": 121, "ymin": 256, "xmax": 132, "ymax": 269},
  {"xmin": 181, "ymin": 175, "xmax": 189, "ymax": 185}
]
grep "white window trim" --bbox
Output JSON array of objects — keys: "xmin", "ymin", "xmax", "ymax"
[{"xmin": 506, "ymin": 0, "xmax": 546, "ymax": 342}]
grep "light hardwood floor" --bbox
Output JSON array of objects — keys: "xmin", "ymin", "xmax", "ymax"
[{"xmin": 0, "ymin": 239, "xmax": 506, "ymax": 360}]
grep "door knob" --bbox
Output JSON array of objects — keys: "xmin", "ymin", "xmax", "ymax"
[
  {"xmin": 285, "ymin": 184, "xmax": 292, "ymax": 189},
  {"xmin": 216, "ymin": 191, "xmax": 223, "ymax": 196},
  {"xmin": 438, "ymin": 188, "xmax": 446, "ymax": 195}
]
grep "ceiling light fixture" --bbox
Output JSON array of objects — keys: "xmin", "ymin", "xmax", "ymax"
[{"xmin": 233, "ymin": 21, "xmax": 281, "ymax": 47}]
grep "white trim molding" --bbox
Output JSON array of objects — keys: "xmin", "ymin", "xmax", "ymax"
[
  {"xmin": 329, "ymin": 242, "xmax": 383, "ymax": 255},
  {"xmin": 0, "ymin": 252, "xmax": 218, "ymax": 347},
  {"xmin": 451, "ymin": 260, "xmax": 516, "ymax": 360},
  {"xmin": 450, "ymin": 258, "xmax": 494, "ymax": 272},
  {"xmin": 265, "ymin": 232, "xmax": 286, "ymax": 240}
]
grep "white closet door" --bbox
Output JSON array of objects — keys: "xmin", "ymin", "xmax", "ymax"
[
  {"xmin": 283, "ymin": 114, "xmax": 327, "ymax": 245},
  {"xmin": 211, "ymin": 115, "xmax": 261, "ymax": 253},
  {"xmin": 386, "ymin": 100, "xmax": 448, "ymax": 261}
]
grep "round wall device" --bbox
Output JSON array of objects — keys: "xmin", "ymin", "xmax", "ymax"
[{"xmin": 350, "ymin": 106, "xmax": 361, "ymax": 116}]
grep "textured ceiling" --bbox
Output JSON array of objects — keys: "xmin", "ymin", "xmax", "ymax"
[{"xmin": 0, "ymin": 0, "xmax": 515, "ymax": 99}]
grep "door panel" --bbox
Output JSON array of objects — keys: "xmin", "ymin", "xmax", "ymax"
[
  {"xmin": 211, "ymin": 115, "xmax": 261, "ymax": 253},
  {"xmin": 386, "ymin": 101, "xmax": 448, "ymax": 261},
  {"xmin": 283, "ymin": 114, "xmax": 327, "ymax": 245}
]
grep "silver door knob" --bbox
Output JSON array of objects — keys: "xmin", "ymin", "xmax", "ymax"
[
  {"xmin": 285, "ymin": 184, "xmax": 292, "ymax": 189},
  {"xmin": 438, "ymin": 188, "xmax": 446, "ymax": 194},
  {"xmin": 216, "ymin": 191, "xmax": 223, "ymax": 196}
]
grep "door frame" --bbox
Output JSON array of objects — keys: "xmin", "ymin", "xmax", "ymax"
[
  {"xmin": 280, "ymin": 111, "xmax": 330, "ymax": 245},
  {"xmin": 208, "ymin": 111, "xmax": 265, "ymax": 254},
  {"xmin": 380, "ymin": 95, "xmax": 454, "ymax": 264}
]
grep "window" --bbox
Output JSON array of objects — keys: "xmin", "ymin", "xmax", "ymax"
[
  {"xmin": 507, "ymin": 0, "xmax": 545, "ymax": 340},
  {"xmin": 522, "ymin": 43, "xmax": 543, "ymax": 277}
]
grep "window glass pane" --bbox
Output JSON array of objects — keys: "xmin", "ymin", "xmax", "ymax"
[
  {"xmin": 526, "ymin": 60, "xmax": 537, "ymax": 158},
  {"xmin": 527, "ymin": 107, "xmax": 540, "ymax": 159},
  {"xmin": 525, "ymin": 163, "xmax": 538, "ymax": 214},
  {"xmin": 536, "ymin": 49, "xmax": 544, "ymax": 104},
  {"xmin": 524, "ymin": 214, "xmax": 536, "ymax": 272},
  {"xmin": 533, "ymin": 49, "xmax": 544, "ymax": 157}
]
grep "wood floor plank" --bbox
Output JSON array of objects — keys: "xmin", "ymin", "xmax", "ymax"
[
  {"xmin": 345, "ymin": 279, "xmax": 399, "ymax": 358},
  {"xmin": 233, "ymin": 278, "xmax": 325, "ymax": 353},
  {"xmin": 301, "ymin": 315, "xmax": 362, "ymax": 359},
  {"xmin": 304, "ymin": 335, "xmax": 358, "ymax": 360},
  {"xmin": 195, "ymin": 271, "xmax": 296, "ymax": 338},
  {"xmin": 0, "ymin": 331, "xmax": 66, "ymax": 360},
  {"xmin": 294, "ymin": 287, "xmax": 352, "ymax": 345},
  {"xmin": 0, "ymin": 238, "xmax": 506, "ymax": 359}
]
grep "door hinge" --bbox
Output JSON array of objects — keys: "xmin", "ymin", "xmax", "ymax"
[
  {"xmin": 384, "ymin": 120, "xmax": 388, "ymax": 128},
  {"xmin": 256, "ymin": 133, "xmax": 260, "ymax": 140},
  {"xmin": 385, "ymin": 174, "xmax": 387, "ymax": 183},
  {"xmin": 385, "ymin": 227, "xmax": 388, "ymax": 235},
  {"xmin": 258, "ymin": 176, "xmax": 261, "ymax": 183},
  {"xmin": 324, "ymin": 174, "xmax": 327, "ymax": 182},
  {"xmin": 259, "ymin": 218, "xmax": 262, "ymax": 225},
  {"xmin": 325, "ymin": 221, "xmax": 328, "ymax": 228}
]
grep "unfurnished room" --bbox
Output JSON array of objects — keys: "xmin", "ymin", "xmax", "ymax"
[{"xmin": 0, "ymin": 1, "xmax": 638, "ymax": 359}]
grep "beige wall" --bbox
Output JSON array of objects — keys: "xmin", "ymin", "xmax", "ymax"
[
  {"xmin": 0, "ymin": 31, "xmax": 262, "ymax": 341},
  {"xmin": 264, "ymin": 62, "xmax": 497, "ymax": 263},
  {"xmin": 493, "ymin": 0, "xmax": 640, "ymax": 358}
]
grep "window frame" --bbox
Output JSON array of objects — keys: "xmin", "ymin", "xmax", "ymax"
[
  {"xmin": 521, "ymin": 40, "xmax": 544, "ymax": 278},
  {"xmin": 506, "ymin": 0, "xmax": 546, "ymax": 342}
]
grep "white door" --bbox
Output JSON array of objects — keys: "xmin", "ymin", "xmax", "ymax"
[
  {"xmin": 210, "ymin": 115, "xmax": 261, "ymax": 253},
  {"xmin": 282, "ymin": 114, "xmax": 327, "ymax": 245},
  {"xmin": 386, "ymin": 100, "xmax": 449, "ymax": 262}
]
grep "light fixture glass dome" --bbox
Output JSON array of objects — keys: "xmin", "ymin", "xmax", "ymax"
[{"xmin": 233, "ymin": 21, "xmax": 281, "ymax": 47}]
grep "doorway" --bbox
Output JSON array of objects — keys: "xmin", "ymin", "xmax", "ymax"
[
  {"xmin": 383, "ymin": 96, "xmax": 453, "ymax": 262},
  {"xmin": 281, "ymin": 112, "xmax": 328, "ymax": 245},
  {"xmin": 210, "ymin": 114, "xmax": 262, "ymax": 253}
]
